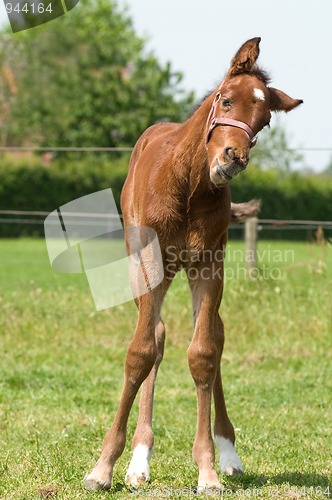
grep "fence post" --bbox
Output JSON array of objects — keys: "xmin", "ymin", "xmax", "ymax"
[{"xmin": 245, "ymin": 217, "xmax": 258, "ymax": 271}]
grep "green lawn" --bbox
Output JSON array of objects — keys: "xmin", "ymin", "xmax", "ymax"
[{"xmin": 0, "ymin": 238, "xmax": 331, "ymax": 499}]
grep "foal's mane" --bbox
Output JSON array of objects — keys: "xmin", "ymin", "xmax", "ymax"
[{"xmin": 245, "ymin": 65, "xmax": 271, "ymax": 85}]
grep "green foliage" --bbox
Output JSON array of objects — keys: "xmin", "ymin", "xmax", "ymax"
[
  {"xmin": 0, "ymin": 239, "xmax": 331, "ymax": 498},
  {"xmin": 230, "ymin": 164, "xmax": 332, "ymax": 239},
  {"xmin": 250, "ymin": 118, "xmax": 303, "ymax": 171},
  {"xmin": 232, "ymin": 164, "xmax": 332, "ymax": 222},
  {"xmin": 1, "ymin": 0, "xmax": 194, "ymax": 148},
  {"xmin": 323, "ymin": 154, "xmax": 332, "ymax": 177}
]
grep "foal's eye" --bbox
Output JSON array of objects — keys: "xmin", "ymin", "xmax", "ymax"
[{"xmin": 221, "ymin": 98, "xmax": 232, "ymax": 107}]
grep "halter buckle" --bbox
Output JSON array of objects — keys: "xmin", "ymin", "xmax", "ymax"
[{"xmin": 250, "ymin": 136, "xmax": 257, "ymax": 148}]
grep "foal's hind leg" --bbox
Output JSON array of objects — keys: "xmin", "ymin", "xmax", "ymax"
[
  {"xmin": 125, "ymin": 318, "xmax": 165, "ymax": 487},
  {"xmin": 213, "ymin": 315, "xmax": 243, "ymax": 475}
]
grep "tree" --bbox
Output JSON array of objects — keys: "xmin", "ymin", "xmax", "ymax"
[
  {"xmin": 322, "ymin": 155, "xmax": 332, "ymax": 177},
  {"xmin": 250, "ymin": 117, "xmax": 303, "ymax": 171},
  {"xmin": 0, "ymin": 0, "xmax": 194, "ymax": 148}
]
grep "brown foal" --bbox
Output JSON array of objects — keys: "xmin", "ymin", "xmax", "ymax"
[{"xmin": 85, "ymin": 37, "xmax": 302, "ymax": 491}]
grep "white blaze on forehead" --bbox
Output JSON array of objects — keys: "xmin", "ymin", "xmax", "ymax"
[{"xmin": 253, "ymin": 88, "xmax": 265, "ymax": 101}]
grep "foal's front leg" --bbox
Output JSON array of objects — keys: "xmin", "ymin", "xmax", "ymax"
[
  {"xmin": 187, "ymin": 267, "xmax": 223, "ymax": 491},
  {"xmin": 125, "ymin": 318, "xmax": 166, "ymax": 487},
  {"xmin": 84, "ymin": 294, "xmax": 161, "ymax": 491}
]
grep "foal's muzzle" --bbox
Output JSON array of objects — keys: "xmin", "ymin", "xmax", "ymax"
[
  {"xmin": 222, "ymin": 147, "xmax": 249, "ymax": 168},
  {"xmin": 211, "ymin": 153, "xmax": 249, "ymax": 185}
]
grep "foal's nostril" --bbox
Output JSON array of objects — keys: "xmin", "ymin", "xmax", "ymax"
[{"xmin": 223, "ymin": 147, "xmax": 235, "ymax": 163}]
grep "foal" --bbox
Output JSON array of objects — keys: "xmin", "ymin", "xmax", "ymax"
[{"xmin": 85, "ymin": 37, "xmax": 302, "ymax": 491}]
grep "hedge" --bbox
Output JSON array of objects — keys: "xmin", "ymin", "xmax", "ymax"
[
  {"xmin": 1, "ymin": 154, "xmax": 332, "ymax": 238},
  {"xmin": 0, "ymin": 154, "xmax": 130, "ymax": 237},
  {"xmin": 230, "ymin": 165, "xmax": 332, "ymax": 239},
  {"xmin": 231, "ymin": 165, "xmax": 332, "ymax": 221}
]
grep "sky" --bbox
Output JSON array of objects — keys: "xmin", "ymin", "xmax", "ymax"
[{"xmin": 0, "ymin": 0, "xmax": 331, "ymax": 171}]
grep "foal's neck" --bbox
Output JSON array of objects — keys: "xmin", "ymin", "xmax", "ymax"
[{"xmin": 175, "ymin": 92, "xmax": 216, "ymax": 198}]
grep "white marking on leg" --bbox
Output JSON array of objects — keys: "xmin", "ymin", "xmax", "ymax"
[
  {"xmin": 125, "ymin": 443, "xmax": 152, "ymax": 487},
  {"xmin": 253, "ymin": 88, "xmax": 265, "ymax": 101},
  {"xmin": 214, "ymin": 436, "xmax": 243, "ymax": 475}
]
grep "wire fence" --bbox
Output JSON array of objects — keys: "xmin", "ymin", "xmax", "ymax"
[
  {"xmin": 1, "ymin": 210, "xmax": 332, "ymax": 224},
  {"xmin": 1, "ymin": 209, "xmax": 331, "ymax": 241},
  {"xmin": 228, "ymin": 219, "xmax": 332, "ymax": 243}
]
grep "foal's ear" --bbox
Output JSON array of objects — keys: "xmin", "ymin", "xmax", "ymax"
[
  {"xmin": 227, "ymin": 37, "xmax": 261, "ymax": 77},
  {"xmin": 268, "ymin": 87, "xmax": 303, "ymax": 112}
]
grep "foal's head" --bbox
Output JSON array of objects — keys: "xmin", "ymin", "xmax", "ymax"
[{"xmin": 207, "ymin": 37, "xmax": 303, "ymax": 186}]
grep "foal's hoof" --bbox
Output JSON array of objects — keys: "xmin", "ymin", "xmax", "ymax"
[
  {"xmin": 84, "ymin": 474, "xmax": 111, "ymax": 491},
  {"xmin": 197, "ymin": 470, "xmax": 221, "ymax": 493},
  {"xmin": 125, "ymin": 472, "xmax": 149, "ymax": 488},
  {"xmin": 224, "ymin": 467, "xmax": 244, "ymax": 476},
  {"xmin": 84, "ymin": 460, "xmax": 113, "ymax": 491}
]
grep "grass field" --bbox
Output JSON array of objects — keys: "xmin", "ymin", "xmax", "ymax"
[{"xmin": 0, "ymin": 238, "xmax": 331, "ymax": 499}]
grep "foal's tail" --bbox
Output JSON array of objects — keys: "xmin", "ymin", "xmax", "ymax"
[{"xmin": 230, "ymin": 199, "xmax": 261, "ymax": 222}]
